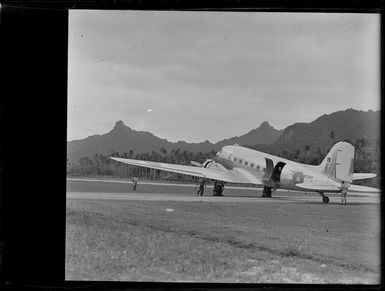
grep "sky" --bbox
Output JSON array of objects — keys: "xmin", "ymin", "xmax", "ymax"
[{"xmin": 68, "ymin": 11, "xmax": 380, "ymax": 143}]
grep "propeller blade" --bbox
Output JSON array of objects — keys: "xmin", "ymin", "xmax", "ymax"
[{"xmin": 190, "ymin": 161, "xmax": 203, "ymax": 167}]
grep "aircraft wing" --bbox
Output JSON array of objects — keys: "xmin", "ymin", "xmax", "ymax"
[
  {"xmin": 353, "ymin": 173, "xmax": 377, "ymax": 180},
  {"xmin": 110, "ymin": 157, "xmax": 262, "ymax": 184}
]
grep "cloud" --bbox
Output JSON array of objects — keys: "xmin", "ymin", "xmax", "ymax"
[{"xmin": 68, "ymin": 11, "xmax": 380, "ymax": 142}]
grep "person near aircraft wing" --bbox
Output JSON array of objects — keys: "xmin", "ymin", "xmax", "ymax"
[
  {"xmin": 111, "ymin": 141, "xmax": 379, "ymax": 204},
  {"xmin": 132, "ymin": 177, "xmax": 138, "ymax": 191},
  {"xmin": 341, "ymin": 181, "xmax": 348, "ymax": 204},
  {"xmin": 197, "ymin": 178, "xmax": 206, "ymax": 196},
  {"xmin": 213, "ymin": 180, "xmax": 218, "ymax": 196}
]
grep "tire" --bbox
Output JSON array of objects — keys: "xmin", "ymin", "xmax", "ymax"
[
  {"xmin": 322, "ymin": 196, "xmax": 329, "ymax": 203},
  {"xmin": 262, "ymin": 186, "xmax": 272, "ymax": 198}
]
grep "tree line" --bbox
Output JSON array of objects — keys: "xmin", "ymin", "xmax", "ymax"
[
  {"xmin": 67, "ymin": 138, "xmax": 380, "ymax": 187},
  {"xmin": 67, "ymin": 147, "xmax": 217, "ymax": 183}
]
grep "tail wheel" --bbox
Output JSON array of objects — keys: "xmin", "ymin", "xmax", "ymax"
[{"xmin": 322, "ymin": 196, "xmax": 329, "ymax": 203}]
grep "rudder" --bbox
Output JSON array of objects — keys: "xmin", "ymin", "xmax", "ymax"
[{"xmin": 318, "ymin": 142, "xmax": 354, "ymax": 183}]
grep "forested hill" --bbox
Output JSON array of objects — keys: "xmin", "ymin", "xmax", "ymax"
[
  {"xmin": 67, "ymin": 120, "xmax": 282, "ymax": 163},
  {"xmin": 67, "ymin": 108, "xmax": 379, "ymax": 165},
  {"xmin": 266, "ymin": 109, "xmax": 380, "ymax": 153}
]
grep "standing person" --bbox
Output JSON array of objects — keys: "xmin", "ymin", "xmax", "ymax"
[
  {"xmin": 219, "ymin": 181, "xmax": 225, "ymax": 196},
  {"xmin": 197, "ymin": 178, "xmax": 206, "ymax": 196},
  {"xmin": 132, "ymin": 177, "xmax": 138, "ymax": 191},
  {"xmin": 341, "ymin": 182, "xmax": 348, "ymax": 204},
  {"xmin": 213, "ymin": 180, "xmax": 218, "ymax": 196}
]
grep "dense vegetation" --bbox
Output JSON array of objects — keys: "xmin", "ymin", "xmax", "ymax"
[
  {"xmin": 67, "ymin": 138, "xmax": 380, "ymax": 188},
  {"xmin": 67, "ymin": 148, "xmax": 216, "ymax": 183}
]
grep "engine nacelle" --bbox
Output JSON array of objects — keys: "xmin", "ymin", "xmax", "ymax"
[{"xmin": 203, "ymin": 159, "xmax": 227, "ymax": 171}]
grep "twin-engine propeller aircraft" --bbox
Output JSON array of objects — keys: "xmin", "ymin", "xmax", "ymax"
[{"xmin": 111, "ymin": 141, "xmax": 379, "ymax": 203}]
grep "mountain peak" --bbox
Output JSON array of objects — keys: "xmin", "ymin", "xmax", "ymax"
[
  {"xmin": 259, "ymin": 121, "xmax": 271, "ymax": 128},
  {"xmin": 111, "ymin": 120, "xmax": 131, "ymax": 133},
  {"xmin": 115, "ymin": 120, "xmax": 125, "ymax": 127}
]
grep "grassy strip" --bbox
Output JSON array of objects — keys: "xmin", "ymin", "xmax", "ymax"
[
  {"xmin": 66, "ymin": 208, "xmax": 378, "ymax": 283},
  {"xmin": 67, "ymin": 211, "xmax": 264, "ymax": 282},
  {"xmin": 67, "ymin": 208, "xmax": 374, "ymax": 273}
]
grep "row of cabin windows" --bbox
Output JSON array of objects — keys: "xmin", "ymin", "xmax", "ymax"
[{"xmin": 228, "ymin": 156, "xmax": 265, "ymax": 171}]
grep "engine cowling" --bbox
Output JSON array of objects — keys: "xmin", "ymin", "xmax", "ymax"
[{"xmin": 203, "ymin": 159, "xmax": 227, "ymax": 171}]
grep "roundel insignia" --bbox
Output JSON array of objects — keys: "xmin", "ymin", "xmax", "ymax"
[{"xmin": 292, "ymin": 172, "xmax": 304, "ymax": 184}]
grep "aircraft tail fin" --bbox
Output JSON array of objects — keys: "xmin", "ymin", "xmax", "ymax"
[{"xmin": 318, "ymin": 142, "xmax": 354, "ymax": 183}]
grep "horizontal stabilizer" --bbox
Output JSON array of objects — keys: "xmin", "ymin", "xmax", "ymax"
[
  {"xmin": 296, "ymin": 183, "xmax": 340, "ymax": 192},
  {"xmin": 353, "ymin": 173, "xmax": 377, "ymax": 180},
  {"xmin": 348, "ymin": 184, "xmax": 380, "ymax": 193},
  {"xmin": 296, "ymin": 182, "xmax": 380, "ymax": 193}
]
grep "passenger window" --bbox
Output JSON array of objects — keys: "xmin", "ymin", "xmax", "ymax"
[
  {"xmin": 250, "ymin": 163, "xmax": 254, "ymax": 168},
  {"xmin": 245, "ymin": 161, "xmax": 248, "ymax": 166},
  {"xmin": 239, "ymin": 159, "xmax": 243, "ymax": 163},
  {"xmin": 257, "ymin": 165, "xmax": 260, "ymax": 170},
  {"xmin": 234, "ymin": 158, "xmax": 237, "ymax": 162}
]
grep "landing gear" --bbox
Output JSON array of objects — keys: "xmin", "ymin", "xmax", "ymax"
[
  {"xmin": 322, "ymin": 196, "xmax": 330, "ymax": 204},
  {"xmin": 261, "ymin": 186, "xmax": 272, "ymax": 198},
  {"xmin": 213, "ymin": 181, "xmax": 224, "ymax": 196},
  {"xmin": 317, "ymin": 192, "xmax": 329, "ymax": 203}
]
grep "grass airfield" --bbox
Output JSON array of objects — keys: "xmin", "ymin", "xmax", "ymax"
[{"xmin": 66, "ymin": 178, "xmax": 381, "ymax": 283}]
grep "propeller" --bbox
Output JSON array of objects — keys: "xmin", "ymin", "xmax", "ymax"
[
  {"xmin": 191, "ymin": 159, "xmax": 214, "ymax": 168},
  {"xmin": 191, "ymin": 161, "xmax": 203, "ymax": 167}
]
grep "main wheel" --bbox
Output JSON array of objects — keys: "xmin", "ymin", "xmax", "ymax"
[
  {"xmin": 322, "ymin": 196, "xmax": 329, "ymax": 203},
  {"xmin": 262, "ymin": 186, "xmax": 272, "ymax": 198}
]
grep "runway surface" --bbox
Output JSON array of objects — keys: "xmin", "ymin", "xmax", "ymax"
[{"xmin": 67, "ymin": 178, "xmax": 380, "ymax": 204}]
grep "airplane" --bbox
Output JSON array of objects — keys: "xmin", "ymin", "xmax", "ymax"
[{"xmin": 110, "ymin": 141, "xmax": 379, "ymax": 203}]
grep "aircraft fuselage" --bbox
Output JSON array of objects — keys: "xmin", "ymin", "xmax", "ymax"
[{"xmin": 212, "ymin": 145, "xmax": 340, "ymax": 193}]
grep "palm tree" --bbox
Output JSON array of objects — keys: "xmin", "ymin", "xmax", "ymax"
[
  {"xmin": 305, "ymin": 144, "xmax": 311, "ymax": 162},
  {"xmin": 280, "ymin": 150, "xmax": 290, "ymax": 159},
  {"xmin": 317, "ymin": 147, "xmax": 322, "ymax": 164},
  {"xmin": 330, "ymin": 130, "xmax": 335, "ymax": 147},
  {"xmin": 294, "ymin": 149, "xmax": 301, "ymax": 161},
  {"xmin": 94, "ymin": 153, "xmax": 101, "ymax": 175}
]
